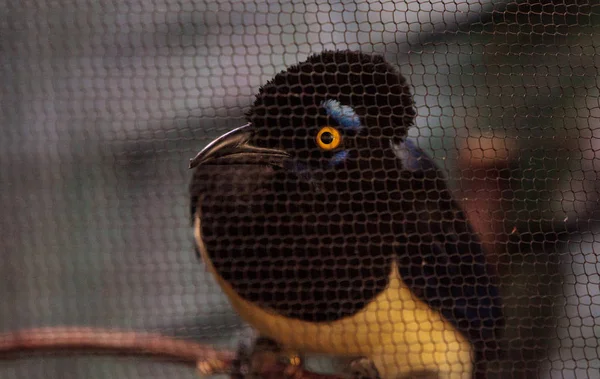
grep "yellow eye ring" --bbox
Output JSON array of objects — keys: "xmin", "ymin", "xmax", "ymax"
[{"xmin": 316, "ymin": 126, "xmax": 342, "ymax": 151}]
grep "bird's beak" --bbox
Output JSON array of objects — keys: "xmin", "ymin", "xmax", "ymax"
[{"xmin": 189, "ymin": 123, "xmax": 289, "ymax": 168}]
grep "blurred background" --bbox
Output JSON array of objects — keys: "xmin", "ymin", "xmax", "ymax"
[{"xmin": 2, "ymin": 0, "xmax": 600, "ymax": 378}]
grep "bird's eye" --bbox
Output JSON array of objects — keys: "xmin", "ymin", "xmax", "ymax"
[{"xmin": 316, "ymin": 126, "xmax": 342, "ymax": 151}]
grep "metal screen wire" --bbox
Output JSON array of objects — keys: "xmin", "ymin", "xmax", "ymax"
[{"xmin": 2, "ymin": 1, "xmax": 600, "ymax": 378}]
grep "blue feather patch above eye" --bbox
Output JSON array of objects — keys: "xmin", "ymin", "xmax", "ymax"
[
  {"xmin": 330, "ymin": 150, "xmax": 349, "ymax": 167},
  {"xmin": 321, "ymin": 99, "xmax": 362, "ymax": 131}
]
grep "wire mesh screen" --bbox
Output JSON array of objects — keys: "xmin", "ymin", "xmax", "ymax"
[{"xmin": 2, "ymin": 1, "xmax": 600, "ymax": 378}]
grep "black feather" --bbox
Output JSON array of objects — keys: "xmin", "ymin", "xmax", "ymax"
[
  {"xmin": 190, "ymin": 50, "xmax": 504, "ymax": 376},
  {"xmin": 247, "ymin": 50, "xmax": 415, "ymax": 143}
]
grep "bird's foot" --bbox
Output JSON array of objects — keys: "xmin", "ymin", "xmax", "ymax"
[
  {"xmin": 346, "ymin": 357, "xmax": 381, "ymax": 379},
  {"xmin": 253, "ymin": 336, "xmax": 303, "ymax": 369},
  {"xmin": 228, "ymin": 336, "xmax": 303, "ymax": 379}
]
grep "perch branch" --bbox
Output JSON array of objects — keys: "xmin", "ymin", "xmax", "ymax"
[
  {"xmin": 0, "ymin": 326, "xmax": 234, "ymax": 374},
  {"xmin": 0, "ymin": 327, "xmax": 345, "ymax": 378}
]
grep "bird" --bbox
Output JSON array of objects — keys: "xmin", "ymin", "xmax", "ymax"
[{"xmin": 189, "ymin": 50, "xmax": 504, "ymax": 379}]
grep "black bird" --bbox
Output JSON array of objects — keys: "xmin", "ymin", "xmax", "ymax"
[{"xmin": 189, "ymin": 50, "xmax": 503, "ymax": 379}]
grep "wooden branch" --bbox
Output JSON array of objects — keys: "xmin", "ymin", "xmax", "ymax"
[
  {"xmin": 0, "ymin": 326, "xmax": 234, "ymax": 374},
  {"xmin": 0, "ymin": 327, "xmax": 345, "ymax": 379}
]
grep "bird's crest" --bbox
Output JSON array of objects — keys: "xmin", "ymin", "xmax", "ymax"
[{"xmin": 247, "ymin": 50, "xmax": 416, "ymax": 140}]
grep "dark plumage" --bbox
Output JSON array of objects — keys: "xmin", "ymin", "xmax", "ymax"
[
  {"xmin": 189, "ymin": 50, "xmax": 503, "ymax": 379},
  {"xmin": 248, "ymin": 50, "xmax": 415, "ymax": 141}
]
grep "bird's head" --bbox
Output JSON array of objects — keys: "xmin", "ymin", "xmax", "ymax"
[
  {"xmin": 188, "ymin": 51, "xmax": 417, "ymax": 321},
  {"xmin": 189, "ymin": 50, "xmax": 415, "ymax": 181}
]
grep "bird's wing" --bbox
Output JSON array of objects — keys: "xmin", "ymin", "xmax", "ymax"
[{"xmin": 391, "ymin": 139, "xmax": 504, "ymax": 356}]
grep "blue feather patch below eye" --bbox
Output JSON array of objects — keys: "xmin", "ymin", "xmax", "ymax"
[
  {"xmin": 330, "ymin": 150, "xmax": 349, "ymax": 167},
  {"xmin": 321, "ymin": 99, "xmax": 362, "ymax": 131}
]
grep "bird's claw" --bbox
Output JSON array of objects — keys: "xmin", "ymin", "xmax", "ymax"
[{"xmin": 228, "ymin": 337, "xmax": 303, "ymax": 379}]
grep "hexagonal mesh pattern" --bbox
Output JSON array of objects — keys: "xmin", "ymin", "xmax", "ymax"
[{"xmin": 1, "ymin": 1, "xmax": 600, "ymax": 378}]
